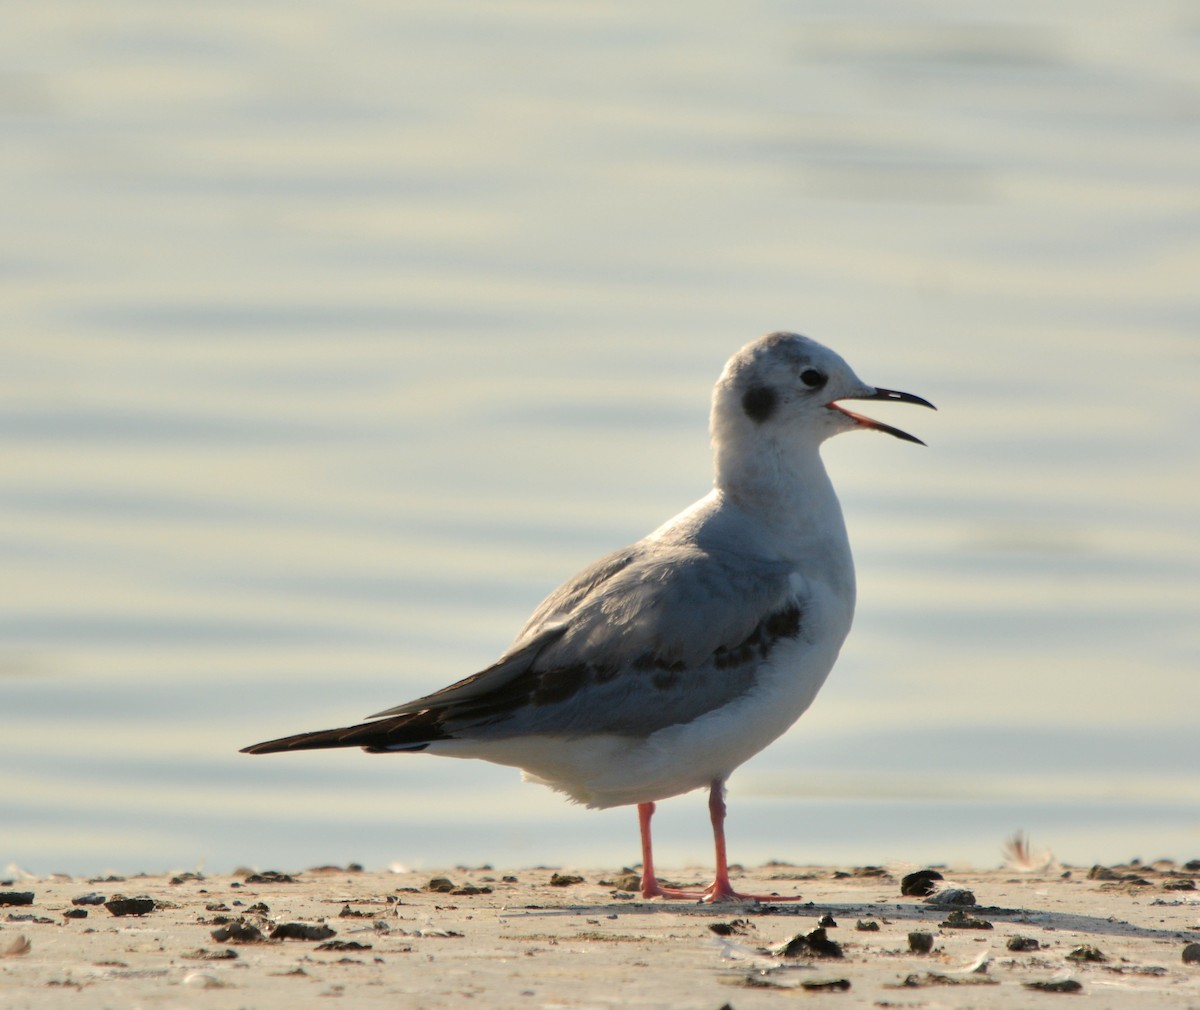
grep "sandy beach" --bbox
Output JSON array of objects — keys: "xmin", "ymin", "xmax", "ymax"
[{"xmin": 3, "ymin": 857, "xmax": 1198, "ymax": 1008}]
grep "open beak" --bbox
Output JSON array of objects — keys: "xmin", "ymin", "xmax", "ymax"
[{"xmin": 827, "ymin": 387, "xmax": 937, "ymax": 446}]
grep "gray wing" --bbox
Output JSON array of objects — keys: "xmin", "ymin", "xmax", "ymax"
[{"xmin": 370, "ymin": 539, "xmax": 807, "ymax": 739}]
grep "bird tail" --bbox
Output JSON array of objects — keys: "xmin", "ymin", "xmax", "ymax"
[{"xmin": 240, "ymin": 712, "xmax": 445, "ymax": 755}]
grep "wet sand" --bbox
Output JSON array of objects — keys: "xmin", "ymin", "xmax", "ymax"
[{"xmin": 2, "ymin": 859, "xmax": 1198, "ymax": 1008}]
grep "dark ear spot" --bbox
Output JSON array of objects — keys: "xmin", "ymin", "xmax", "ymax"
[{"xmin": 742, "ymin": 385, "xmax": 778, "ymax": 423}]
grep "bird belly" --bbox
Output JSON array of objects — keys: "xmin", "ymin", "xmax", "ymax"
[{"xmin": 425, "ymin": 633, "xmax": 842, "ymax": 809}]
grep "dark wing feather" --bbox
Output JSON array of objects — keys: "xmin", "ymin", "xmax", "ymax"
[{"xmin": 241, "ymin": 539, "xmax": 806, "ymax": 754}]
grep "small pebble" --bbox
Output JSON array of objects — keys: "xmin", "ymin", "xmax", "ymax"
[
  {"xmin": 1007, "ymin": 935, "xmax": 1041, "ymax": 952},
  {"xmin": 940, "ymin": 909, "xmax": 992, "ymax": 930},
  {"xmin": 908, "ymin": 931, "xmax": 934, "ymax": 954},
  {"xmin": 1067, "ymin": 944, "xmax": 1107, "ymax": 963},
  {"xmin": 1182, "ymin": 942, "xmax": 1200, "ymax": 965},
  {"xmin": 183, "ymin": 972, "xmax": 226, "ymax": 989},
  {"xmin": 105, "ymin": 896, "xmax": 156, "ymax": 917},
  {"xmin": 900, "ymin": 870, "xmax": 943, "ymax": 897},
  {"xmin": 549, "ymin": 873, "xmax": 585, "ymax": 887},
  {"xmin": 1025, "ymin": 979, "xmax": 1083, "ymax": 993},
  {"xmin": 0, "ymin": 893, "xmax": 34, "ymax": 907}
]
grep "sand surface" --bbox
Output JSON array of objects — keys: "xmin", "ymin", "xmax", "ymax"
[{"xmin": 2, "ymin": 859, "xmax": 1198, "ymax": 1008}]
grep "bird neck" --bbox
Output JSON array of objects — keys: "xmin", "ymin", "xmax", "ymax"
[{"xmin": 713, "ymin": 436, "xmax": 848, "ymax": 551}]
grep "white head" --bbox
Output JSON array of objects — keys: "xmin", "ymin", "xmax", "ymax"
[{"xmin": 711, "ymin": 331, "xmax": 934, "ymax": 494}]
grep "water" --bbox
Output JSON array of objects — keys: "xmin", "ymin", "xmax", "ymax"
[{"xmin": 2, "ymin": 1, "xmax": 1198, "ymax": 877}]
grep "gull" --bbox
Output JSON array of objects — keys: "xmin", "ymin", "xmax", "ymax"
[{"xmin": 242, "ymin": 331, "xmax": 934, "ymax": 902}]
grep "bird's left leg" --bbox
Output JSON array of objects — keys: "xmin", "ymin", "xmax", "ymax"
[{"xmin": 699, "ymin": 779, "xmax": 805, "ymax": 903}]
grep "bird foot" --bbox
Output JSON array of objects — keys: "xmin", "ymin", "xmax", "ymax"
[{"xmin": 641, "ymin": 879, "xmax": 803, "ymax": 903}]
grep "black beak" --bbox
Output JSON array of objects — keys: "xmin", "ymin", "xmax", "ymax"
[{"xmin": 827, "ymin": 387, "xmax": 937, "ymax": 446}]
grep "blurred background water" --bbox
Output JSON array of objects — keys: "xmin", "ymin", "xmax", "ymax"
[{"xmin": 2, "ymin": 1, "xmax": 1198, "ymax": 878}]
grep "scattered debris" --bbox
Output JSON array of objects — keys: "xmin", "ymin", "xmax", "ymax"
[
  {"xmin": 817, "ymin": 913, "xmax": 837, "ymax": 928},
  {"xmin": 1066, "ymin": 944, "xmax": 1107, "ymax": 963},
  {"xmin": 339, "ymin": 904, "xmax": 375, "ymax": 918},
  {"xmin": 317, "ymin": 940, "xmax": 373, "ymax": 951},
  {"xmin": 244, "ymin": 871, "xmax": 296, "ymax": 884},
  {"xmin": 900, "ymin": 869, "xmax": 943, "ymax": 897},
  {"xmin": 856, "ymin": 920, "xmax": 880, "ymax": 931}
]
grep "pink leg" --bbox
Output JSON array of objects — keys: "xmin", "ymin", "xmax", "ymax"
[{"xmin": 637, "ymin": 781, "xmax": 804, "ymax": 903}]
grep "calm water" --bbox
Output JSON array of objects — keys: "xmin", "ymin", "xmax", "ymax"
[{"xmin": 3, "ymin": 2, "xmax": 1198, "ymax": 877}]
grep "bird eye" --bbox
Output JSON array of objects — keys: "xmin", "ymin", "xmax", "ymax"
[{"xmin": 800, "ymin": 369, "xmax": 826, "ymax": 389}]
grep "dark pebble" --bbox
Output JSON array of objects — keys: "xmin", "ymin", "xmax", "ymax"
[
  {"xmin": 1025, "ymin": 980, "xmax": 1083, "ymax": 993},
  {"xmin": 1066, "ymin": 944, "xmax": 1107, "ymax": 963},
  {"xmin": 709, "ymin": 919, "xmax": 754, "ymax": 937},
  {"xmin": 316, "ymin": 940, "xmax": 373, "ymax": 951},
  {"xmin": 105, "ymin": 896, "xmax": 156, "ymax": 917},
  {"xmin": 244, "ymin": 871, "xmax": 296, "ymax": 884},
  {"xmin": 182, "ymin": 948, "xmax": 239, "ymax": 960},
  {"xmin": 1007, "ymin": 935, "xmax": 1041, "ymax": 952},
  {"xmin": 856, "ymin": 920, "xmax": 880, "ymax": 931},
  {"xmin": 271, "ymin": 922, "xmax": 337, "ymax": 941},
  {"xmin": 426, "ymin": 877, "xmax": 455, "ymax": 893},
  {"xmin": 0, "ymin": 892, "xmax": 34, "ymax": 906},
  {"xmin": 71, "ymin": 893, "xmax": 106, "ymax": 906},
  {"xmin": 549, "ymin": 873, "xmax": 585, "ymax": 887},
  {"xmin": 817, "ymin": 913, "xmax": 837, "ymax": 928},
  {"xmin": 1182, "ymin": 942, "xmax": 1200, "ymax": 964},
  {"xmin": 778, "ymin": 926, "xmax": 843, "ymax": 959},
  {"xmin": 62, "ymin": 909, "xmax": 88, "ymax": 919},
  {"xmin": 1088, "ymin": 864, "xmax": 1118, "ymax": 880},
  {"xmin": 1164, "ymin": 880, "xmax": 1196, "ymax": 891},
  {"xmin": 940, "ymin": 910, "xmax": 992, "ymax": 930},
  {"xmin": 170, "ymin": 872, "xmax": 204, "ymax": 885},
  {"xmin": 801, "ymin": 978, "xmax": 851, "ymax": 991},
  {"xmin": 900, "ymin": 870, "xmax": 943, "ymax": 897},
  {"xmin": 908, "ymin": 931, "xmax": 934, "ymax": 954},
  {"xmin": 211, "ymin": 920, "xmax": 267, "ymax": 943}
]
